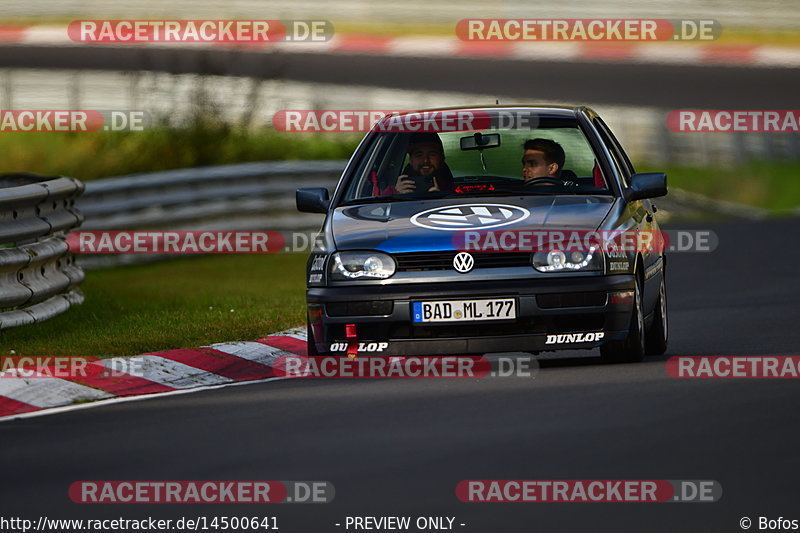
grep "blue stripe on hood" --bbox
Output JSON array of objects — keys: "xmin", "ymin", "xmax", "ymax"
[{"xmin": 376, "ymin": 232, "xmax": 457, "ymax": 253}]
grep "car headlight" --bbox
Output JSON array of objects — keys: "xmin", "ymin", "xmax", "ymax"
[
  {"xmin": 330, "ymin": 251, "xmax": 396, "ymax": 280},
  {"xmin": 532, "ymin": 245, "xmax": 603, "ymax": 272}
]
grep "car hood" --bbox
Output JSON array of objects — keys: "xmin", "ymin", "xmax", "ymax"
[{"xmin": 331, "ymin": 195, "xmax": 616, "ymax": 252}]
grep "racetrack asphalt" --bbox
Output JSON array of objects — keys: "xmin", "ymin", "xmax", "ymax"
[
  {"xmin": 2, "ymin": 217, "xmax": 798, "ymax": 532},
  {"xmin": 2, "ymin": 44, "xmax": 800, "ymax": 108}
]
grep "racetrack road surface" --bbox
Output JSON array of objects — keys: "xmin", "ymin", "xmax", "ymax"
[
  {"xmin": 3, "ymin": 45, "xmax": 800, "ymax": 108},
  {"xmin": 2, "ymin": 217, "xmax": 799, "ymax": 532}
]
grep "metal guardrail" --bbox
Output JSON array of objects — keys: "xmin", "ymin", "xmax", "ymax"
[
  {"xmin": 80, "ymin": 160, "xmax": 343, "ymax": 230},
  {"xmin": 0, "ymin": 174, "xmax": 85, "ymax": 330},
  {"xmin": 76, "ymin": 160, "xmax": 344, "ymax": 268}
]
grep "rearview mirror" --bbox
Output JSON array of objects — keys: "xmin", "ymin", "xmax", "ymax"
[
  {"xmin": 296, "ymin": 187, "xmax": 330, "ymax": 214},
  {"xmin": 626, "ymin": 173, "xmax": 667, "ymax": 201},
  {"xmin": 460, "ymin": 132, "xmax": 501, "ymax": 151}
]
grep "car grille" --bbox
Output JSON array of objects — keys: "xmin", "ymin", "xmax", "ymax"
[
  {"xmin": 537, "ymin": 292, "xmax": 607, "ymax": 309},
  {"xmin": 394, "ymin": 252, "xmax": 532, "ymax": 271}
]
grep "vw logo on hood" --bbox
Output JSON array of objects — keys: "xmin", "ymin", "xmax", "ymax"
[{"xmin": 410, "ymin": 203, "xmax": 530, "ymax": 231}]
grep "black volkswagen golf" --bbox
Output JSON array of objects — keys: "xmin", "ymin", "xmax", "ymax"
[{"xmin": 296, "ymin": 106, "xmax": 668, "ymax": 362}]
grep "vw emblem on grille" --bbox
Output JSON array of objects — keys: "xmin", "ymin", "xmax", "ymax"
[
  {"xmin": 410, "ymin": 203, "xmax": 530, "ymax": 231},
  {"xmin": 453, "ymin": 252, "xmax": 475, "ymax": 273}
]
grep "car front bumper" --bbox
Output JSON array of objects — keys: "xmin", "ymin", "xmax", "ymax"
[{"xmin": 307, "ymin": 275, "xmax": 636, "ymax": 356}]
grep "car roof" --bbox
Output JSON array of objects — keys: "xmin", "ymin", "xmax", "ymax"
[{"xmin": 383, "ymin": 105, "xmax": 587, "ymax": 119}]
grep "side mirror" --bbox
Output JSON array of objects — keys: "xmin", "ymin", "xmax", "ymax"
[
  {"xmin": 296, "ymin": 188, "xmax": 330, "ymax": 214},
  {"xmin": 626, "ymin": 172, "xmax": 667, "ymax": 201}
]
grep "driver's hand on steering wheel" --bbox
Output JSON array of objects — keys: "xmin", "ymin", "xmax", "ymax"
[
  {"xmin": 525, "ymin": 179, "xmax": 551, "ymax": 187},
  {"xmin": 523, "ymin": 176, "xmax": 578, "ymax": 187}
]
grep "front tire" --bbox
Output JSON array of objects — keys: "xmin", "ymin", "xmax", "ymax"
[
  {"xmin": 645, "ymin": 274, "xmax": 668, "ymax": 355},
  {"xmin": 306, "ymin": 317, "xmax": 319, "ymax": 356},
  {"xmin": 601, "ymin": 276, "xmax": 645, "ymax": 363}
]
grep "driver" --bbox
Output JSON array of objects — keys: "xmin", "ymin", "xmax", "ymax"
[
  {"xmin": 382, "ymin": 132, "xmax": 455, "ymax": 195},
  {"xmin": 521, "ymin": 138, "xmax": 571, "ymax": 184}
]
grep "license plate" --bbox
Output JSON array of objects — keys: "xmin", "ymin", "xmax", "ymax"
[{"xmin": 412, "ymin": 298, "xmax": 516, "ymax": 323}]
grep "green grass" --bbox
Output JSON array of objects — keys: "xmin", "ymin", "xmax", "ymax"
[
  {"xmin": 638, "ymin": 160, "xmax": 800, "ymax": 213},
  {"xmin": 0, "ymin": 254, "xmax": 309, "ymax": 357},
  {"xmin": 0, "ymin": 126, "xmax": 360, "ymax": 180}
]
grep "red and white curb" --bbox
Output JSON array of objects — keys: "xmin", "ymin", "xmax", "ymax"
[
  {"xmin": 0, "ymin": 327, "xmax": 309, "ymax": 422},
  {"xmin": 3, "ymin": 25, "xmax": 800, "ymax": 68}
]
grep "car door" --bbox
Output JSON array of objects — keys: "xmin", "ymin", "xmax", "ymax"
[{"xmin": 593, "ymin": 117, "xmax": 661, "ymax": 314}]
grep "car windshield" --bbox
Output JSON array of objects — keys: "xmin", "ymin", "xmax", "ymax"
[{"xmin": 340, "ymin": 112, "xmax": 612, "ymax": 204}]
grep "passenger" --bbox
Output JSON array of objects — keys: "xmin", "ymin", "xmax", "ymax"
[{"xmin": 382, "ymin": 132, "xmax": 455, "ymax": 195}]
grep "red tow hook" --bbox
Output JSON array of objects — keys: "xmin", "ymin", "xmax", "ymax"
[{"xmin": 345, "ymin": 323, "xmax": 358, "ymax": 358}]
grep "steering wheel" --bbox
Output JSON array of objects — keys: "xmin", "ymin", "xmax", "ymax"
[{"xmin": 523, "ymin": 177, "xmax": 565, "ymax": 187}]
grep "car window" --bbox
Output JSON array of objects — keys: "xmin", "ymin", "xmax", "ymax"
[
  {"xmin": 596, "ymin": 118, "xmax": 635, "ymax": 175},
  {"xmin": 593, "ymin": 118, "xmax": 634, "ymax": 187},
  {"xmin": 341, "ymin": 114, "xmax": 612, "ymax": 203}
]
